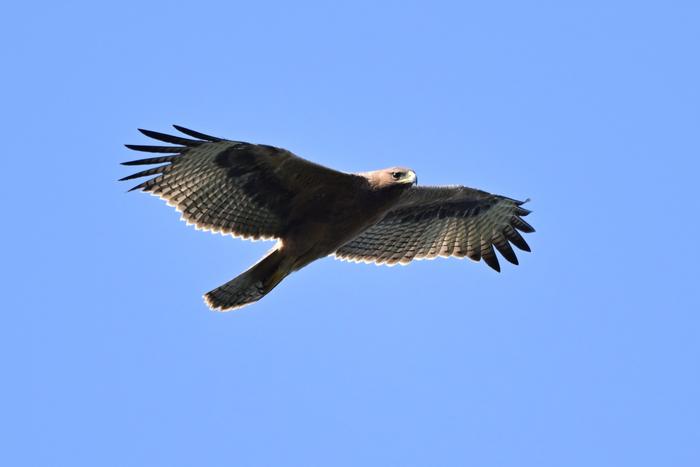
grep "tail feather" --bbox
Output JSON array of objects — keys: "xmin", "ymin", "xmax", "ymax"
[{"xmin": 204, "ymin": 249, "xmax": 289, "ymax": 311}]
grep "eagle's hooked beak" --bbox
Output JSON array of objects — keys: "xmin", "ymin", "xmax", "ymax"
[{"xmin": 406, "ymin": 170, "xmax": 417, "ymax": 185}]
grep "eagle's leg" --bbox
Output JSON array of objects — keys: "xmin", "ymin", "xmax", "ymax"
[{"xmin": 203, "ymin": 248, "xmax": 292, "ymax": 312}]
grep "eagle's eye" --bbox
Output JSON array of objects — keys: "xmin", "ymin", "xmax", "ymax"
[{"xmin": 391, "ymin": 172, "xmax": 403, "ymax": 180}]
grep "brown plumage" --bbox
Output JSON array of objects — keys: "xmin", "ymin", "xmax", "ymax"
[{"xmin": 121, "ymin": 126, "xmax": 535, "ymax": 311}]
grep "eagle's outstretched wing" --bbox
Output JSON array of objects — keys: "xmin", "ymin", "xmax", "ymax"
[
  {"xmin": 120, "ymin": 126, "xmax": 351, "ymax": 240},
  {"xmin": 333, "ymin": 186, "xmax": 534, "ymax": 271}
]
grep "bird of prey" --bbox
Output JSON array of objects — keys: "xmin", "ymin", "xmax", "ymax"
[{"xmin": 121, "ymin": 126, "xmax": 535, "ymax": 311}]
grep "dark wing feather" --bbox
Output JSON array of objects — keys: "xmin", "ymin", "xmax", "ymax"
[
  {"xmin": 137, "ymin": 128, "xmax": 204, "ymax": 147},
  {"xmin": 172, "ymin": 125, "xmax": 224, "ymax": 142},
  {"xmin": 121, "ymin": 127, "xmax": 353, "ymax": 240},
  {"xmin": 123, "ymin": 145, "xmax": 187, "ymax": 154},
  {"xmin": 334, "ymin": 186, "xmax": 534, "ymax": 270}
]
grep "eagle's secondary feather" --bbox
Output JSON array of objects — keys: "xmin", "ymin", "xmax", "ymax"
[{"xmin": 334, "ymin": 186, "xmax": 533, "ymax": 271}]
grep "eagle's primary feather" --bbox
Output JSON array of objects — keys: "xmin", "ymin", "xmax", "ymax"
[{"xmin": 121, "ymin": 126, "xmax": 535, "ymax": 311}]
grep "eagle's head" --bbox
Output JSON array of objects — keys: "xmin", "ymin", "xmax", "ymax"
[{"xmin": 362, "ymin": 167, "xmax": 417, "ymax": 189}]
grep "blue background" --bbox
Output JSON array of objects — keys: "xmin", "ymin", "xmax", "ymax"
[{"xmin": 5, "ymin": 1, "xmax": 699, "ymax": 466}]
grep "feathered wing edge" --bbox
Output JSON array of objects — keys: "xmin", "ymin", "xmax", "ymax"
[
  {"xmin": 119, "ymin": 125, "xmax": 278, "ymax": 241},
  {"xmin": 119, "ymin": 125, "xmax": 223, "ymax": 190},
  {"xmin": 333, "ymin": 194, "xmax": 535, "ymax": 271}
]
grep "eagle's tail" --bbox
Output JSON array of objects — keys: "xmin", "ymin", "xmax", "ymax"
[{"xmin": 204, "ymin": 248, "xmax": 290, "ymax": 312}]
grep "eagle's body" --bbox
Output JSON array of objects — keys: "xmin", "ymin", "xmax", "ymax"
[{"xmin": 121, "ymin": 126, "xmax": 535, "ymax": 311}]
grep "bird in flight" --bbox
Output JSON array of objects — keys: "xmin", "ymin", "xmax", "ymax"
[{"xmin": 121, "ymin": 126, "xmax": 535, "ymax": 311}]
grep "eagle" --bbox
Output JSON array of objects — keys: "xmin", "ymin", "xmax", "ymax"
[{"xmin": 121, "ymin": 126, "xmax": 535, "ymax": 311}]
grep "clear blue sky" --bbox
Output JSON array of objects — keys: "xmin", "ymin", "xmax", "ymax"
[{"xmin": 4, "ymin": 1, "xmax": 699, "ymax": 466}]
